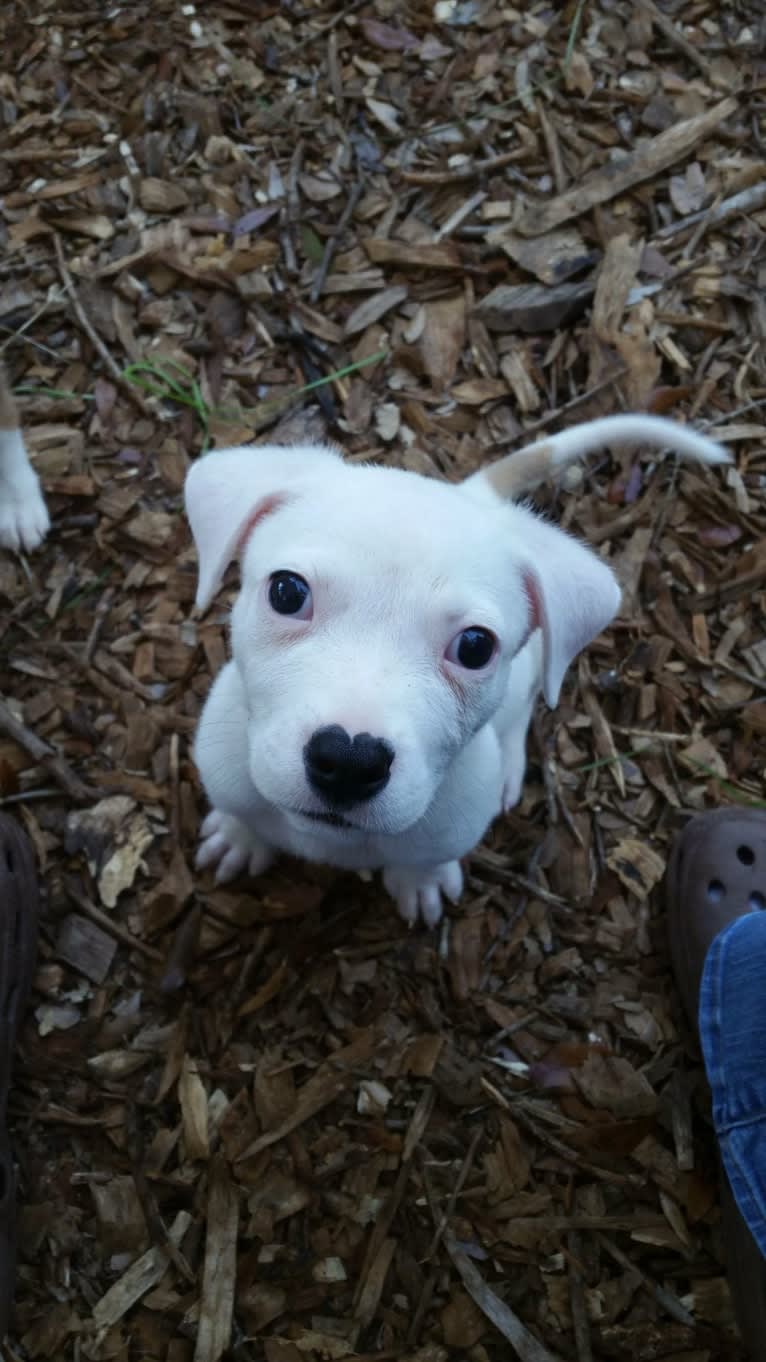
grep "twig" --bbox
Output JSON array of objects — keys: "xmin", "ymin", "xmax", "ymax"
[
  {"xmin": 653, "ymin": 180, "xmax": 766, "ymax": 242},
  {"xmin": 682, "ymin": 191, "xmax": 724, "ymax": 259},
  {"xmin": 168, "ymin": 730, "xmax": 181, "ymax": 844},
  {"xmin": 535, "ymin": 709, "xmax": 558, "ymax": 827},
  {"xmin": 425, "ymin": 1125, "xmax": 483, "ymax": 1260},
  {"xmin": 487, "ymin": 368, "xmax": 629, "ymax": 451},
  {"xmin": 353, "ymin": 1086, "xmax": 434, "ymax": 1319},
  {"xmin": 534, "ymin": 710, "xmax": 584, "ymax": 846},
  {"xmin": 0, "ymin": 287, "xmax": 59, "ymax": 357},
  {"xmin": 0, "ymin": 787, "xmax": 60, "ymax": 807},
  {"xmin": 0, "ymin": 694, "xmax": 96, "ymax": 803},
  {"xmin": 563, "ymin": 0, "xmax": 587, "ymax": 73},
  {"xmin": 639, "ymin": 0, "xmax": 713, "ymax": 79},
  {"xmin": 597, "ymin": 1232, "xmax": 695, "ymax": 1326},
  {"xmin": 435, "ymin": 189, "xmax": 487, "ymax": 241},
  {"xmin": 311, "ymin": 178, "xmax": 365, "ymax": 303},
  {"xmin": 126, "ymin": 1103, "xmax": 196, "ymax": 1282},
  {"xmin": 65, "ymin": 883, "xmax": 163, "ymax": 962},
  {"xmin": 83, "ymin": 585, "xmax": 115, "ymax": 664},
  {"xmin": 703, "ymin": 394, "xmax": 766, "ymax": 428},
  {"xmin": 288, "ymin": 0, "xmax": 368, "ymax": 55},
  {"xmin": 500, "ymin": 1089, "xmax": 643, "ymax": 1188},
  {"xmin": 445, "ymin": 1232, "xmax": 566, "ymax": 1362},
  {"xmin": 587, "ymin": 486, "xmax": 658, "ymax": 545},
  {"xmin": 281, "ymin": 139, "xmax": 305, "ymax": 274},
  {"xmin": 471, "ymin": 850, "xmax": 572, "ymax": 910},
  {"xmin": 515, "ymin": 97, "xmax": 738, "ymax": 236},
  {"xmin": 400, "ymin": 150, "xmax": 530, "ymax": 187},
  {"xmin": 567, "ymin": 1231, "xmax": 594, "ymax": 1362},
  {"xmin": 53, "ymin": 234, "xmax": 150, "ymax": 415}
]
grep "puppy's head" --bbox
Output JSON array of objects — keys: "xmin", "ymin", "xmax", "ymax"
[{"xmin": 186, "ymin": 443, "xmax": 619, "ymax": 836}]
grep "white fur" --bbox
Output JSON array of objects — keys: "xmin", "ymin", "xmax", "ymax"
[
  {"xmin": 0, "ymin": 428, "xmax": 49, "ymax": 551},
  {"xmin": 186, "ymin": 415, "xmax": 730, "ymax": 925}
]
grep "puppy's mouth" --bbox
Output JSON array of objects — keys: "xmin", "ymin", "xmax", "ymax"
[{"xmin": 298, "ymin": 809, "xmax": 359, "ymax": 831}]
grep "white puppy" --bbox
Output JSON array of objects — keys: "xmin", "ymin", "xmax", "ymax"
[
  {"xmin": 0, "ymin": 364, "xmax": 49, "ymax": 551},
  {"xmin": 187, "ymin": 416, "xmax": 728, "ymax": 926}
]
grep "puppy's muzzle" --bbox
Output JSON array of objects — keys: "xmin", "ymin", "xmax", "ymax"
[{"xmin": 304, "ymin": 725, "xmax": 394, "ymax": 809}]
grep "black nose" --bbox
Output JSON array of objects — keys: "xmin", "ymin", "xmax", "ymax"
[{"xmin": 304, "ymin": 725, "xmax": 394, "ymax": 807}]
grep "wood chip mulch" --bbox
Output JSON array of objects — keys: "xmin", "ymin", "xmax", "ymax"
[{"xmin": 1, "ymin": 2, "xmax": 765, "ymax": 1359}]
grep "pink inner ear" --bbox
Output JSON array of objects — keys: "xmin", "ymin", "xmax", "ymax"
[
  {"xmin": 236, "ymin": 493, "xmax": 285, "ymax": 556},
  {"xmin": 522, "ymin": 568, "xmax": 543, "ymax": 633}
]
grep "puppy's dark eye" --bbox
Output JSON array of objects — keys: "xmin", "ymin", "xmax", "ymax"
[
  {"xmin": 268, "ymin": 571, "xmax": 312, "ymax": 617},
  {"xmin": 446, "ymin": 627, "xmax": 496, "ymax": 670}
]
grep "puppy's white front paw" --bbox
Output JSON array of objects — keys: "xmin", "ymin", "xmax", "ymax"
[
  {"xmin": 196, "ymin": 809, "xmax": 273, "ymax": 883},
  {"xmin": 0, "ymin": 478, "xmax": 50, "ymax": 551},
  {"xmin": 501, "ymin": 770, "xmax": 523, "ymax": 813},
  {"xmin": 382, "ymin": 860, "xmax": 463, "ymax": 928},
  {"xmin": 500, "ymin": 729, "xmax": 528, "ymax": 812}
]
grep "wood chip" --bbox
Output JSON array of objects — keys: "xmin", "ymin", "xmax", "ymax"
[
  {"xmin": 474, "ymin": 280, "xmax": 594, "ymax": 333},
  {"xmin": 194, "ymin": 1158, "xmax": 239, "ymax": 1362},
  {"xmin": 92, "ymin": 1211, "xmax": 191, "ymax": 1329},
  {"xmin": 343, "ymin": 284, "xmax": 408, "ymax": 336}
]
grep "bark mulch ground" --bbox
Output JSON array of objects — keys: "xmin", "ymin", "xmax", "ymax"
[{"xmin": 1, "ymin": 1, "xmax": 765, "ymax": 1359}]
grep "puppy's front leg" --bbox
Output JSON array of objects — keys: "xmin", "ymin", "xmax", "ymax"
[
  {"xmin": 194, "ymin": 661, "xmax": 273, "ymax": 883},
  {"xmin": 383, "ymin": 860, "xmax": 464, "ymax": 929},
  {"xmin": 0, "ymin": 369, "xmax": 49, "ymax": 552},
  {"xmin": 495, "ymin": 633, "xmax": 542, "ymax": 811}
]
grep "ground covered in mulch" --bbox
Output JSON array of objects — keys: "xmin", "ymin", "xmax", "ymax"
[{"xmin": 1, "ymin": 1, "xmax": 765, "ymax": 1359}]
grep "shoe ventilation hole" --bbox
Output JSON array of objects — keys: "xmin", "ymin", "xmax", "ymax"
[
  {"xmin": 738, "ymin": 845, "xmax": 756, "ymax": 867},
  {"xmin": 4, "ymin": 848, "xmax": 13, "ymax": 875},
  {"xmin": 708, "ymin": 879, "xmax": 726, "ymax": 903},
  {"xmin": 750, "ymin": 892, "xmax": 766, "ymax": 912}
]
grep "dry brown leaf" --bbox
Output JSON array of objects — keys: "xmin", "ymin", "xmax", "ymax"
[
  {"xmin": 65, "ymin": 796, "xmax": 154, "ymax": 909},
  {"xmin": 574, "ymin": 1052, "xmax": 658, "ymax": 1119}
]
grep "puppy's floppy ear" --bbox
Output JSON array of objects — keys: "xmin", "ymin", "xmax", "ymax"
[
  {"xmin": 515, "ymin": 512, "xmax": 621, "ymax": 707},
  {"xmin": 185, "ymin": 443, "xmax": 340, "ymax": 611}
]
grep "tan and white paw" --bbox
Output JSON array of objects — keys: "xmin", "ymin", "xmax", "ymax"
[
  {"xmin": 196, "ymin": 809, "xmax": 272, "ymax": 883},
  {"xmin": 382, "ymin": 859, "xmax": 463, "ymax": 928}
]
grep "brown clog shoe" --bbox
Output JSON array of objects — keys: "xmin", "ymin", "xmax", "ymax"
[
  {"xmin": 0, "ymin": 816, "xmax": 38, "ymax": 1339},
  {"xmin": 666, "ymin": 807, "xmax": 766, "ymax": 1358},
  {"xmin": 667, "ymin": 807, "xmax": 766, "ymax": 1030}
]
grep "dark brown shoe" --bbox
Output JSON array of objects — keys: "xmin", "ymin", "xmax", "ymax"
[
  {"xmin": 666, "ymin": 808, "xmax": 766, "ymax": 1357},
  {"xmin": 0, "ymin": 816, "xmax": 38, "ymax": 1339}
]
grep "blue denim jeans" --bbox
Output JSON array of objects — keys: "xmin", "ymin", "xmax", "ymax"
[{"xmin": 699, "ymin": 911, "xmax": 766, "ymax": 1258}]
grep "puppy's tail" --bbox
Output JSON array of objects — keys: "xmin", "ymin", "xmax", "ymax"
[
  {"xmin": 474, "ymin": 413, "xmax": 731, "ymax": 501},
  {"xmin": 0, "ymin": 362, "xmax": 19, "ymax": 433}
]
